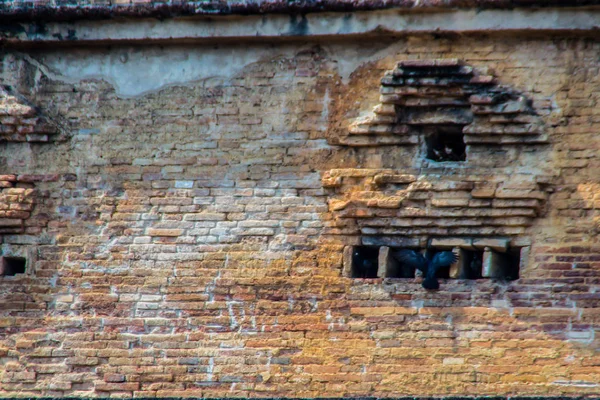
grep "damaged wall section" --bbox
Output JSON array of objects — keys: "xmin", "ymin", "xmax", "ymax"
[
  {"xmin": 325, "ymin": 60, "xmax": 553, "ymax": 255},
  {"xmin": 0, "ymin": 24, "xmax": 600, "ymax": 398}
]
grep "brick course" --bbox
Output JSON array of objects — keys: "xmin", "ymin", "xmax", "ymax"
[{"xmin": 1, "ymin": 35, "xmax": 600, "ymax": 397}]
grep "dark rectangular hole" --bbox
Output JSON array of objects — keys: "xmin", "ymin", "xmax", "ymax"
[
  {"xmin": 351, "ymin": 246, "xmax": 379, "ymax": 278},
  {"xmin": 388, "ymin": 247, "xmax": 420, "ymax": 278},
  {"xmin": 1, "ymin": 256, "xmax": 26, "ymax": 276},
  {"xmin": 460, "ymin": 250, "xmax": 484, "ymax": 280},
  {"xmin": 485, "ymin": 248, "xmax": 521, "ymax": 281},
  {"xmin": 425, "ymin": 128, "xmax": 466, "ymax": 162},
  {"xmin": 502, "ymin": 248, "xmax": 521, "ymax": 281},
  {"xmin": 348, "ymin": 244, "xmax": 521, "ymax": 281}
]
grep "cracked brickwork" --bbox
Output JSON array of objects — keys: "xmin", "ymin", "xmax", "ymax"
[{"xmin": 1, "ymin": 35, "xmax": 600, "ymax": 397}]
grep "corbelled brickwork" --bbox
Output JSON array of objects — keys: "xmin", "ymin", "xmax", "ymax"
[
  {"xmin": 325, "ymin": 60, "xmax": 552, "ymax": 247},
  {"xmin": 2, "ymin": 25, "xmax": 600, "ymax": 399},
  {"xmin": 0, "ymin": 87, "xmax": 59, "ymax": 143}
]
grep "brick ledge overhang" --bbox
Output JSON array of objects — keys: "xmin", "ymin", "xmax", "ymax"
[
  {"xmin": 2, "ymin": 0, "xmax": 600, "ymax": 22},
  {"xmin": 3, "ymin": 6, "xmax": 600, "ymax": 46}
]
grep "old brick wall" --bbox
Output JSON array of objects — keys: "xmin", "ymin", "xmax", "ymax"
[{"xmin": 1, "ymin": 36, "xmax": 600, "ymax": 397}]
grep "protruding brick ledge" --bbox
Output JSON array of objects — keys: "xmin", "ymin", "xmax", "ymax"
[
  {"xmin": 4, "ymin": 6, "xmax": 600, "ymax": 45},
  {"xmin": 324, "ymin": 60, "xmax": 554, "ymax": 241},
  {"xmin": 1, "ymin": 0, "xmax": 600, "ymax": 22},
  {"xmin": 0, "ymin": 87, "xmax": 60, "ymax": 143},
  {"xmin": 337, "ymin": 59, "xmax": 548, "ymax": 147},
  {"xmin": 322, "ymin": 168, "xmax": 550, "ymax": 238}
]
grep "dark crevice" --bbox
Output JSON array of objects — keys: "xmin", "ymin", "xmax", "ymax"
[{"xmin": 1, "ymin": 256, "xmax": 26, "ymax": 276}]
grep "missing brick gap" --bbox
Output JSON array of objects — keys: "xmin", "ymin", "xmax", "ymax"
[
  {"xmin": 0, "ymin": 256, "xmax": 26, "ymax": 276},
  {"xmin": 351, "ymin": 246, "xmax": 379, "ymax": 278},
  {"xmin": 425, "ymin": 126, "xmax": 466, "ymax": 162}
]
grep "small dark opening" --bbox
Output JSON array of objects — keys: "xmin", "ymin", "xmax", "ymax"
[
  {"xmin": 426, "ymin": 131, "xmax": 466, "ymax": 162},
  {"xmin": 460, "ymin": 250, "xmax": 484, "ymax": 279},
  {"xmin": 500, "ymin": 248, "xmax": 521, "ymax": 281},
  {"xmin": 388, "ymin": 247, "xmax": 420, "ymax": 278},
  {"xmin": 352, "ymin": 246, "xmax": 379, "ymax": 278},
  {"xmin": 485, "ymin": 248, "xmax": 521, "ymax": 281},
  {"xmin": 1, "ymin": 257, "xmax": 26, "ymax": 276}
]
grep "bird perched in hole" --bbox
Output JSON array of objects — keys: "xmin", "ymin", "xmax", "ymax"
[
  {"xmin": 353, "ymin": 251, "xmax": 377, "ymax": 278},
  {"xmin": 458, "ymin": 254, "xmax": 482, "ymax": 279},
  {"xmin": 432, "ymin": 145, "xmax": 464, "ymax": 162},
  {"xmin": 468, "ymin": 255, "xmax": 483, "ymax": 279},
  {"xmin": 392, "ymin": 249, "xmax": 458, "ymax": 290}
]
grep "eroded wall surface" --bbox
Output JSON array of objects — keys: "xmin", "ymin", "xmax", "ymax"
[{"xmin": 1, "ymin": 35, "xmax": 600, "ymax": 397}]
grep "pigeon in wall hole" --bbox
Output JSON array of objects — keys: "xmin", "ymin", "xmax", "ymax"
[
  {"xmin": 353, "ymin": 250, "xmax": 377, "ymax": 278},
  {"xmin": 392, "ymin": 249, "xmax": 458, "ymax": 290},
  {"xmin": 469, "ymin": 254, "xmax": 483, "ymax": 279}
]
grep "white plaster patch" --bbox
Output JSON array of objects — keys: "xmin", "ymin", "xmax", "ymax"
[
  {"xmin": 31, "ymin": 45, "xmax": 302, "ymax": 97},
  {"xmin": 28, "ymin": 41, "xmax": 400, "ymax": 97}
]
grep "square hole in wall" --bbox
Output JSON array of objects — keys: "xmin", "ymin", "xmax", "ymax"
[
  {"xmin": 484, "ymin": 248, "xmax": 520, "ymax": 281},
  {"xmin": 0, "ymin": 256, "xmax": 26, "ymax": 276},
  {"xmin": 351, "ymin": 246, "xmax": 379, "ymax": 278},
  {"xmin": 385, "ymin": 247, "xmax": 420, "ymax": 278},
  {"xmin": 458, "ymin": 249, "xmax": 484, "ymax": 279},
  {"xmin": 425, "ymin": 128, "xmax": 466, "ymax": 162}
]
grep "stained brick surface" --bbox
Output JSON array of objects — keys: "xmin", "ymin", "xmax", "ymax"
[{"xmin": 1, "ymin": 35, "xmax": 600, "ymax": 398}]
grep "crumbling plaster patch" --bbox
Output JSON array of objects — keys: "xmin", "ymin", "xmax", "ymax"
[{"xmin": 28, "ymin": 41, "xmax": 401, "ymax": 97}]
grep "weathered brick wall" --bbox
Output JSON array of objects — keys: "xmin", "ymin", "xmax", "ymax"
[
  {"xmin": 1, "ymin": 36, "xmax": 600, "ymax": 397},
  {"xmin": 0, "ymin": 176, "xmax": 44, "ymax": 234}
]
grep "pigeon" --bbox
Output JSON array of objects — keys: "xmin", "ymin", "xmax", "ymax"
[
  {"xmin": 431, "ymin": 145, "xmax": 463, "ymax": 162},
  {"xmin": 353, "ymin": 250, "xmax": 377, "ymax": 278},
  {"xmin": 468, "ymin": 254, "xmax": 482, "ymax": 279},
  {"xmin": 392, "ymin": 249, "xmax": 458, "ymax": 290},
  {"xmin": 459, "ymin": 254, "xmax": 482, "ymax": 279}
]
